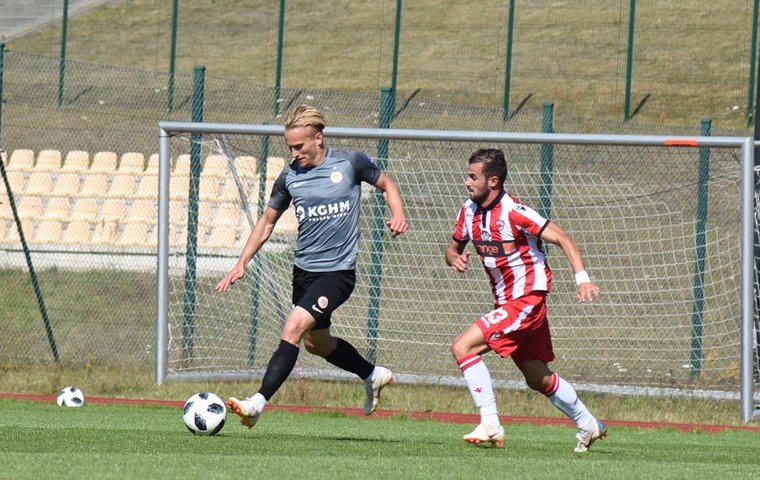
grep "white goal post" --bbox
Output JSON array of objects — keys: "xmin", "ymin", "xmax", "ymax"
[{"xmin": 156, "ymin": 120, "xmax": 758, "ymax": 422}]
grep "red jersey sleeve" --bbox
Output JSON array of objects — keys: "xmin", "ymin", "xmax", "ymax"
[{"xmin": 508, "ymin": 203, "xmax": 548, "ymax": 238}]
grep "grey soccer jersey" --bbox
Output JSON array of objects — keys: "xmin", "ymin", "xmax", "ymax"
[{"xmin": 268, "ymin": 148, "xmax": 382, "ymax": 272}]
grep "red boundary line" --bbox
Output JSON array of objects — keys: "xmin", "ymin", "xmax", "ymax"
[{"xmin": 4, "ymin": 392, "xmax": 759, "ymax": 434}]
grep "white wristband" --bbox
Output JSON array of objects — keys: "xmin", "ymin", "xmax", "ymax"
[{"xmin": 575, "ymin": 270, "xmax": 591, "ymax": 286}]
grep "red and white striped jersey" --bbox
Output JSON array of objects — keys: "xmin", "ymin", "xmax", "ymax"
[{"xmin": 452, "ymin": 191, "xmax": 552, "ymax": 305}]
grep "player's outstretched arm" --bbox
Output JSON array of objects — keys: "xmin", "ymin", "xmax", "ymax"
[
  {"xmin": 374, "ymin": 172, "xmax": 408, "ymax": 237},
  {"xmin": 540, "ymin": 221, "xmax": 600, "ymax": 303},
  {"xmin": 215, "ymin": 207, "xmax": 283, "ymax": 292}
]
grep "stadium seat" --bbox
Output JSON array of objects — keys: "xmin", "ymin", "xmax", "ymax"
[
  {"xmin": 145, "ymin": 154, "xmax": 159, "ymax": 174},
  {"xmin": 173, "ymin": 154, "xmax": 191, "ymax": 176},
  {"xmin": 79, "ymin": 173, "xmax": 109, "ymax": 197},
  {"xmin": 220, "ymin": 179, "xmax": 248, "ymax": 201},
  {"xmin": 199, "ymin": 177, "xmax": 221, "ymax": 200},
  {"xmin": 118, "ymin": 222, "xmax": 150, "ymax": 246},
  {"xmin": 203, "ymin": 154, "xmax": 229, "ymax": 177},
  {"xmin": 128, "ymin": 199, "xmax": 156, "ymax": 223},
  {"xmin": 7, "ymin": 149, "xmax": 35, "ymax": 171},
  {"xmin": 43, "ymin": 196, "xmax": 72, "ymax": 221},
  {"xmin": 92, "ymin": 219, "xmax": 119, "ymax": 244},
  {"xmin": 34, "ymin": 220, "xmax": 63, "ymax": 243},
  {"xmin": 90, "ymin": 151, "xmax": 118, "ymax": 173},
  {"xmin": 197, "ymin": 202, "xmax": 214, "ymax": 226},
  {"xmin": 0, "ymin": 197, "xmax": 13, "ymax": 219},
  {"xmin": 135, "ymin": 175, "xmax": 159, "ymax": 199},
  {"xmin": 108, "ymin": 174, "xmax": 137, "ymax": 198},
  {"xmin": 169, "ymin": 176, "xmax": 190, "ymax": 200},
  {"xmin": 0, "ymin": 218, "xmax": 6, "ymax": 242},
  {"xmin": 169, "ymin": 201, "xmax": 185, "ymax": 224},
  {"xmin": 35, "ymin": 150, "xmax": 62, "ymax": 172},
  {"xmin": 24, "ymin": 171, "xmax": 55, "ymax": 195},
  {"xmin": 215, "ymin": 202, "xmax": 242, "ymax": 226},
  {"xmin": 17, "ymin": 196, "xmax": 44, "ymax": 219},
  {"xmin": 118, "ymin": 152, "xmax": 145, "ymax": 173},
  {"xmin": 4, "ymin": 218, "xmax": 34, "ymax": 243},
  {"xmin": 102, "ymin": 198, "xmax": 128, "ymax": 220},
  {"xmin": 4, "ymin": 171, "xmax": 26, "ymax": 194},
  {"xmin": 70, "ymin": 198, "xmax": 99, "ymax": 220},
  {"xmin": 62, "ymin": 220, "xmax": 92, "ymax": 244},
  {"xmin": 51, "ymin": 173, "xmax": 82, "ymax": 196},
  {"xmin": 202, "ymin": 225, "xmax": 238, "ymax": 248},
  {"xmin": 266, "ymin": 157, "xmax": 287, "ymax": 180},
  {"xmin": 62, "ymin": 150, "xmax": 90, "ymax": 172}
]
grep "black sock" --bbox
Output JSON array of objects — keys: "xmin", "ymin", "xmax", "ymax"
[
  {"xmin": 325, "ymin": 337, "xmax": 374, "ymax": 380},
  {"xmin": 258, "ymin": 340, "xmax": 299, "ymax": 400}
]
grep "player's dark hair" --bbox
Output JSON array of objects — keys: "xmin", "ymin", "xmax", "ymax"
[{"xmin": 468, "ymin": 148, "xmax": 507, "ymax": 186}]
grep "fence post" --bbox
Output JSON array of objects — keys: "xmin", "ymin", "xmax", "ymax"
[
  {"xmin": 390, "ymin": 0, "xmax": 402, "ymax": 94},
  {"xmin": 58, "ymin": 0, "xmax": 69, "ymax": 107},
  {"xmin": 503, "ymin": 0, "xmax": 516, "ymax": 121},
  {"xmin": 0, "ymin": 43, "xmax": 3, "ymax": 141},
  {"xmin": 624, "ymin": 0, "xmax": 636, "ymax": 121},
  {"xmin": 167, "ymin": 0, "xmax": 179, "ymax": 113},
  {"xmin": 181, "ymin": 65, "xmax": 205, "ymax": 360},
  {"xmin": 690, "ymin": 118, "xmax": 711, "ymax": 377},
  {"xmin": 274, "ymin": 0, "xmax": 286, "ymax": 116},
  {"xmin": 538, "ymin": 102, "xmax": 554, "ymax": 220},
  {"xmin": 366, "ymin": 86, "xmax": 395, "ymax": 363},
  {"xmin": 747, "ymin": 0, "xmax": 760, "ymax": 127}
]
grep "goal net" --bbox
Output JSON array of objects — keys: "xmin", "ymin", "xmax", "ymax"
[{"xmin": 156, "ymin": 122, "xmax": 757, "ymax": 412}]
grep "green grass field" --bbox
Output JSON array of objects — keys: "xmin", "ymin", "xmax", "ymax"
[{"xmin": 2, "ymin": 398, "xmax": 759, "ymax": 480}]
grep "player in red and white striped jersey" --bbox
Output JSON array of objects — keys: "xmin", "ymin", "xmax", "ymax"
[{"xmin": 445, "ymin": 148, "xmax": 607, "ymax": 452}]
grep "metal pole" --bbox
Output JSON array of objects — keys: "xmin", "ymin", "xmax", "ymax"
[
  {"xmin": 623, "ymin": 0, "xmax": 636, "ymax": 121},
  {"xmin": 274, "ymin": 0, "xmax": 286, "ymax": 116},
  {"xmin": 690, "ymin": 118, "xmax": 711, "ymax": 377},
  {"xmin": 741, "ymin": 137, "xmax": 756, "ymax": 422},
  {"xmin": 503, "ymin": 0, "xmax": 516, "ymax": 121},
  {"xmin": 57, "ymin": 0, "xmax": 69, "ymax": 107},
  {"xmin": 167, "ymin": 0, "xmax": 179, "ymax": 113},
  {"xmin": 155, "ymin": 127, "xmax": 171, "ymax": 383},
  {"xmin": 390, "ymin": 0, "xmax": 402, "ymax": 94}
]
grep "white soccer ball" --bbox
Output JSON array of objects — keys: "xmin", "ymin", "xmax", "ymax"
[
  {"xmin": 56, "ymin": 386, "xmax": 85, "ymax": 407},
  {"xmin": 183, "ymin": 392, "xmax": 227, "ymax": 435}
]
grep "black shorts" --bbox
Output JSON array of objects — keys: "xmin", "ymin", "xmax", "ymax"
[{"xmin": 292, "ymin": 266, "xmax": 356, "ymax": 330}]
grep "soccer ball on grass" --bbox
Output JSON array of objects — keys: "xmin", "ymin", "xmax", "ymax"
[
  {"xmin": 56, "ymin": 386, "xmax": 85, "ymax": 407},
  {"xmin": 183, "ymin": 392, "xmax": 227, "ymax": 435}
]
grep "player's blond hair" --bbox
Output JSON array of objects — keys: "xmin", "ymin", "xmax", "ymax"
[{"xmin": 284, "ymin": 105, "xmax": 326, "ymax": 132}]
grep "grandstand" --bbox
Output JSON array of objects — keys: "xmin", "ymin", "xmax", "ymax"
[{"xmin": 0, "ymin": 148, "xmax": 292, "ymax": 251}]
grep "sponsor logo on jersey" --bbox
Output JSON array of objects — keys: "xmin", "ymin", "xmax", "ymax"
[
  {"xmin": 472, "ymin": 240, "xmax": 515, "ymax": 258},
  {"xmin": 296, "ymin": 200, "xmax": 351, "ymax": 222}
]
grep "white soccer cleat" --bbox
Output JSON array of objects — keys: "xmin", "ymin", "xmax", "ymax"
[
  {"xmin": 463, "ymin": 422, "xmax": 506, "ymax": 448},
  {"xmin": 364, "ymin": 366, "xmax": 394, "ymax": 415},
  {"xmin": 575, "ymin": 419, "xmax": 608, "ymax": 452},
  {"xmin": 227, "ymin": 397, "xmax": 261, "ymax": 429}
]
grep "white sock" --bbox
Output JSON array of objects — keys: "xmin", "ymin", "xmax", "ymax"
[
  {"xmin": 365, "ymin": 366, "xmax": 378, "ymax": 385},
  {"xmin": 247, "ymin": 392, "xmax": 268, "ymax": 413},
  {"xmin": 544, "ymin": 372, "xmax": 594, "ymax": 428},
  {"xmin": 458, "ymin": 354, "xmax": 499, "ymax": 425}
]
